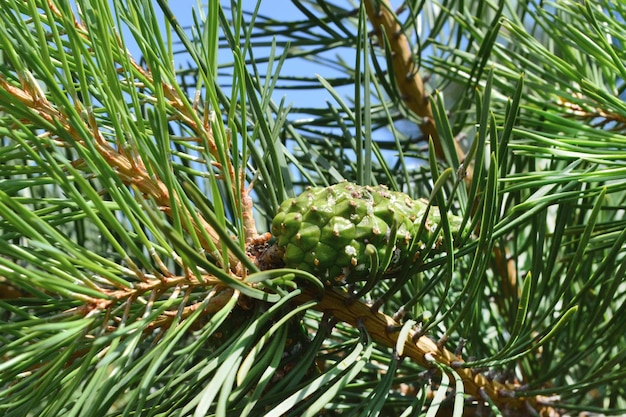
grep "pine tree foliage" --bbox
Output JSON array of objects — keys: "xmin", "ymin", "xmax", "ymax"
[{"xmin": 0, "ymin": 0, "xmax": 625, "ymax": 416}]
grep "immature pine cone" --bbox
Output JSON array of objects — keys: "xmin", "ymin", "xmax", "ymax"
[{"xmin": 271, "ymin": 182, "xmax": 462, "ymax": 285}]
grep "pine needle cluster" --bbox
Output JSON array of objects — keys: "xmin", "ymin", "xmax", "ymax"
[{"xmin": 0, "ymin": 0, "xmax": 624, "ymax": 415}]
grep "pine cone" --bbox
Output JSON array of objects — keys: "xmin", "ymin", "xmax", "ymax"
[{"xmin": 272, "ymin": 182, "xmax": 461, "ymax": 284}]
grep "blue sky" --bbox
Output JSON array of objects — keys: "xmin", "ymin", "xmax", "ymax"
[{"xmin": 114, "ymin": 1, "xmax": 338, "ymax": 111}]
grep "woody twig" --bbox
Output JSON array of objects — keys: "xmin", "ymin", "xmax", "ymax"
[
  {"xmin": 364, "ymin": 0, "xmax": 465, "ymax": 163},
  {"xmin": 361, "ymin": 1, "xmax": 531, "ymax": 412},
  {"xmin": 297, "ymin": 287, "xmax": 535, "ymax": 412}
]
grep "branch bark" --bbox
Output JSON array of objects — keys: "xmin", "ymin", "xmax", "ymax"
[
  {"xmin": 364, "ymin": 0, "xmax": 465, "ymax": 162},
  {"xmin": 296, "ymin": 287, "xmax": 535, "ymax": 412}
]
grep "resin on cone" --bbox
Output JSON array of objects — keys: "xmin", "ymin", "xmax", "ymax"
[{"xmin": 272, "ymin": 182, "xmax": 462, "ymax": 284}]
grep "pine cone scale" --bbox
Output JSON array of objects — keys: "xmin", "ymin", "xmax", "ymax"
[{"xmin": 271, "ymin": 182, "xmax": 461, "ymax": 284}]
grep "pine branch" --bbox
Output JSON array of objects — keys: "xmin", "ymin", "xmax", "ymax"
[
  {"xmin": 295, "ymin": 286, "xmax": 550, "ymax": 413},
  {"xmin": 0, "ymin": 29, "xmax": 246, "ymax": 273},
  {"xmin": 364, "ymin": 0, "xmax": 465, "ymax": 162},
  {"xmin": 1, "ymin": 0, "xmax": 625, "ymax": 415}
]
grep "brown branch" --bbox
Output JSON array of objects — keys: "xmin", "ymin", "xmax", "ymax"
[
  {"xmin": 365, "ymin": 7, "xmax": 524, "ymax": 397},
  {"xmin": 296, "ymin": 287, "xmax": 536, "ymax": 412},
  {"xmin": 0, "ymin": 70, "xmax": 242, "ymax": 273},
  {"xmin": 364, "ymin": 0, "xmax": 465, "ymax": 162},
  {"xmin": 16, "ymin": 286, "xmax": 239, "ymax": 374},
  {"xmin": 40, "ymin": 2, "xmax": 254, "ymax": 269},
  {"xmin": 145, "ymin": 286, "xmax": 236, "ymax": 331}
]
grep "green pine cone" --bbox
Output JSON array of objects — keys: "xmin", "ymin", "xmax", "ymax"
[{"xmin": 271, "ymin": 182, "xmax": 462, "ymax": 285}]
